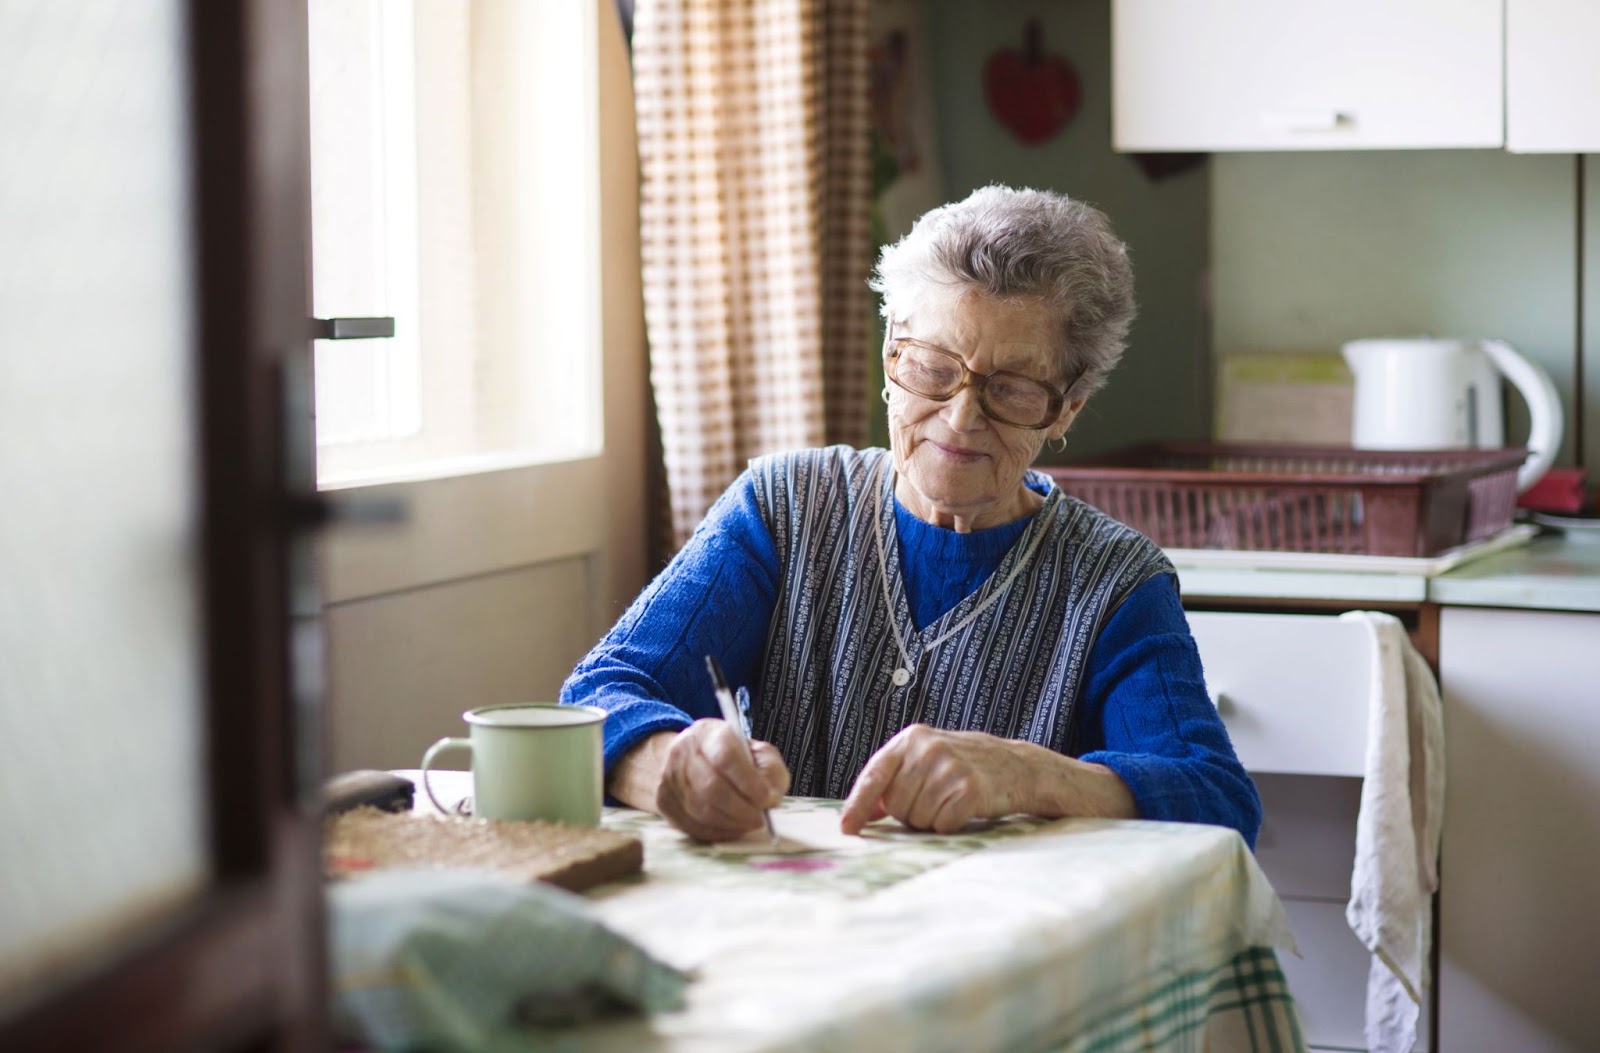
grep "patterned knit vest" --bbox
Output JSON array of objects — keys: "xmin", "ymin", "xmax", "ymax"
[{"xmin": 748, "ymin": 446, "xmax": 1173, "ymax": 799}]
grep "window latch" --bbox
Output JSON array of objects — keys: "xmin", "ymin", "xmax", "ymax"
[{"xmin": 312, "ymin": 316, "xmax": 396, "ymax": 340}]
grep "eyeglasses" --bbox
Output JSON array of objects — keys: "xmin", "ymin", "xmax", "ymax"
[{"xmin": 884, "ymin": 324, "xmax": 1073, "ymax": 430}]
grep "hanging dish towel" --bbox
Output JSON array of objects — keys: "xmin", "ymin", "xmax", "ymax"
[{"xmin": 1339, "ymin": 610, "xmax": 1445, "ymax": 1053}]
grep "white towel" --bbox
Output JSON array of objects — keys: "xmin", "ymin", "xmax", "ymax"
[{"xmin": 1339, "ymin": 611, "xmax": 1445, "ymax": 1053}]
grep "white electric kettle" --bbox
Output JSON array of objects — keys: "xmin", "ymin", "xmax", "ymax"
[{"xmin": 1341, "ymin": 337, "xmax": 1563, "ymax": 492}]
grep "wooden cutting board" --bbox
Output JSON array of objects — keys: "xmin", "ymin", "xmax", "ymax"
[{"xmin": 324, "ymin": 807, "xmax": 643, "ymax": 893}]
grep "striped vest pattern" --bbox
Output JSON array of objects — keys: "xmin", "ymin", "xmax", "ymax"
[{"xmin": 749, "ymin": 446, "xmax": 1173, "ymax": 798}]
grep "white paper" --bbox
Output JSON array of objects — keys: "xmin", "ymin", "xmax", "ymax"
[{"xmin": 708, "ymin": 810, "xmax": 901, "ymax": 856}]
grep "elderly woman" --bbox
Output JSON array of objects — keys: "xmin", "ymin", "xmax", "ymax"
[{"xmin": 561, "ymin": 185, "xmax": 1260, "ymax": 846}]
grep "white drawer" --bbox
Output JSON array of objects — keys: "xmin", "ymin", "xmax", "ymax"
[{"xmin": 1187, "ymin": 612, "xmax": 1373, "ymax": 777}]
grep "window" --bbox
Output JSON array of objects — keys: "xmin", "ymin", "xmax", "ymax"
[
  {"xmin": 309, "ymin": 0, "xmax": 650, "ymax": 783},
  {"xmin": 308, "ymin": 0, "xmax": 603, "ymax": 487}
]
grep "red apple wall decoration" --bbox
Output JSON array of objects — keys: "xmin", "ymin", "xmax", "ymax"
[{"xmin": 983, "ymin": 19, "xmax": 1082, "ymax": 146}]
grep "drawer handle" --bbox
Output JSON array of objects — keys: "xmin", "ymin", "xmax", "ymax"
[
  {"xmin": 1208, "ymin": 688, "xmax": 1230, "ymax": 713},
  {"xmin": 1260, "ymin": 108, "xmax": 1355, "ymax": 133}
]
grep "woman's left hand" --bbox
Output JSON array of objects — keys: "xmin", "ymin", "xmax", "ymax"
[{"xmin": 839, "ymin": 725, "xmax": 1028, "ymax": 835}]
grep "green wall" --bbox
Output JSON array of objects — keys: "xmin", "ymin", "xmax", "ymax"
[
  {"xmin": 1583, "ymin": 159, "xmax": 1599, "ymax": 474},
  {"xmin": 913, "ymin": 5, "xmax": 1596, "ymax": 477},
  {"xmin": 913, "ymin": 0, "xmax": 1212, "ymax": 460},
  {"xmin": 1211, "ymin": 150, "xmax": 1583, "ymax": 466}
]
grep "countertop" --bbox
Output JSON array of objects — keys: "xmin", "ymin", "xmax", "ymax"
[
  {"xmin": 1176, "ymin": 530, "xmax": 1600, "ymax": 614},
  {"xmin": 1428, "ymin": 529, "xmax": 1600, "ymax": 612}
]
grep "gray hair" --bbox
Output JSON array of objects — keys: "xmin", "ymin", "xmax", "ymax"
[{"xmin": 869, "ymin": 185, "xmax": 1136, "ymax": 399}]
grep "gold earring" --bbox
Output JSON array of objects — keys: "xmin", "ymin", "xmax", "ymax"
[{"xmin": 1049, "ymin": 436, "xmax": 1068, "ymax": 453}]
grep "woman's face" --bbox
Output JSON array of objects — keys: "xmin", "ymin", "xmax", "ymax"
[{"xmin": 886, "ymin": 292, "xmax": 1085, "ymax": 532}]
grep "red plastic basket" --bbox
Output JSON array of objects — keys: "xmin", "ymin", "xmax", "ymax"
[{"xmin": 1041, "ymin": 442, "xmax": 1526, "ymax": 557}]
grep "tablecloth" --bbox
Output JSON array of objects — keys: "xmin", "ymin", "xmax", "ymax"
[{"xmin": 513, "ymin": 795, "xmax": 1307, "ymax": 1053}]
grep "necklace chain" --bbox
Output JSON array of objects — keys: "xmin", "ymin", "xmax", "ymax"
[{"xmin": 871, "ymin": 461, "xmax": 1052, "ymax": 686}]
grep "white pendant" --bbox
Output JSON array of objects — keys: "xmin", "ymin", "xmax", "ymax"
[{"xmin": 891, "ymin": 667, "xmax": 911, "ymax": 687}]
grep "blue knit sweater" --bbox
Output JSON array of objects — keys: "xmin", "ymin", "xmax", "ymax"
[{"xmin": 561, "ymin": 473, "xmax": 1262, "ymax": 847}]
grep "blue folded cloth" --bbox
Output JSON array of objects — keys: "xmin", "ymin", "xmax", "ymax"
[{"xmin": 330, "ymin": 868, "xmax": 688, "ymax": 1051}]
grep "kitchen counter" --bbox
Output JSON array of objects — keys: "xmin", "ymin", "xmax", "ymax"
[
  {"xmin": 1173, "ymin": 531, "xmax": 1600, "ymax": 1052},
  {"xmin": 1175, "ymin": 564, "xmax": 1431, "ymax": 604},
  {"xmin": 1175, "ymin": 530, "xmax": 1600, "ymax": 613},
  {"xmin": 1429, "ymin": 529, "xmax": 1600, "ymax": 612}
]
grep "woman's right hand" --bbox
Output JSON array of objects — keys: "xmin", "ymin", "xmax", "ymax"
[{"xmin": 611, "ymin": 721, "xmax": 790, "ymax": 842}]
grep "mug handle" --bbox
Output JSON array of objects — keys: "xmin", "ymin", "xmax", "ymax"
[{"xmin": 421, "ymin": 736, "xmax": 472, "ymax": 816}]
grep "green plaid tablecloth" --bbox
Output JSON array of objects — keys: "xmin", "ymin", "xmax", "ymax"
[{"xmin": 554, "ymin": 797, "xmax": 1304, "ymax": 1053}]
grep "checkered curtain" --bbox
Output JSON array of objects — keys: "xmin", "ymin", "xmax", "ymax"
[{"xmin": 633, "ymin": 0, "xmax": 873, "ymax": 548}]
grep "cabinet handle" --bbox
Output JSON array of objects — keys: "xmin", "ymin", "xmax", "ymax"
[
  {"xmin": 1260, "ymin": 109, "xmax": 1354, "ymax": 134},
  {"xmin": 1208, "ymin": 688, "xmax": 1230, "ymax": 712}
]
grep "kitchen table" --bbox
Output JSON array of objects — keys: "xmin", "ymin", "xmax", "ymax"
[{"xmin": 408, "ymin": 772, "xmax": 1304, "ymax": 1052}]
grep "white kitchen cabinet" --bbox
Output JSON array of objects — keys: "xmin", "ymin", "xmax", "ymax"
[
  {"xmin": 1188, "ymin": 611, "xmax": 1431, "ymax": 1051},
  {"xmin": 1437, "ymin": 606, "xmax": 1600, "ymax": 1052},
  {"xmin": 1505, "ymin": 0, "xmax": 1600, "ymax": 153},
  {"xmin": 1181, "ymin": 539, "xmax": 1600, "ymax": 1049},
  {"xmin": 1112, "ymin": 0, "xmax": 1504, "ymax": 152},
  {"xmin": 1279, "ymin": 900, "xmax": 1382, "ymax": 1051}
]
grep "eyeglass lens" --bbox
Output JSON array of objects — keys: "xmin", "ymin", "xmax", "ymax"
[{"xmin": 891, "ymin": 342, "xmax": 1057, "ymax": 427}]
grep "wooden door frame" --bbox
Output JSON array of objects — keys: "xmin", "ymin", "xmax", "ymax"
[{"xmin": 0, "ymin": 1, "xmax": 325, "ymax": 1049}]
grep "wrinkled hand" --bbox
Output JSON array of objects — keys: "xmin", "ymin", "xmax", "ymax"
[
  {"xmin": 656, "ymin": 718, "xmax": 790, "ymax": 842},
  {"xmin": 840, "ymin": 724, "xmax": 1025, "ymax": 835}
]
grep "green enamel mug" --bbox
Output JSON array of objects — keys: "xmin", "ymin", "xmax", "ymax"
[{"xmin": 421, "ymin": 704, "xmax": 606, "ymax": 826}]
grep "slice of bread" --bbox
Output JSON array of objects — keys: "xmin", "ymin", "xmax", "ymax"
[{"xmin": 325, "ymin": 807, "xmax": 643, "ymax": 893}]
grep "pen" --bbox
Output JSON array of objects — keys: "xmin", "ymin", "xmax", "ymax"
[{"xmin": 704, "ymin": 655, "xmax": 778, "ymax": 845}]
